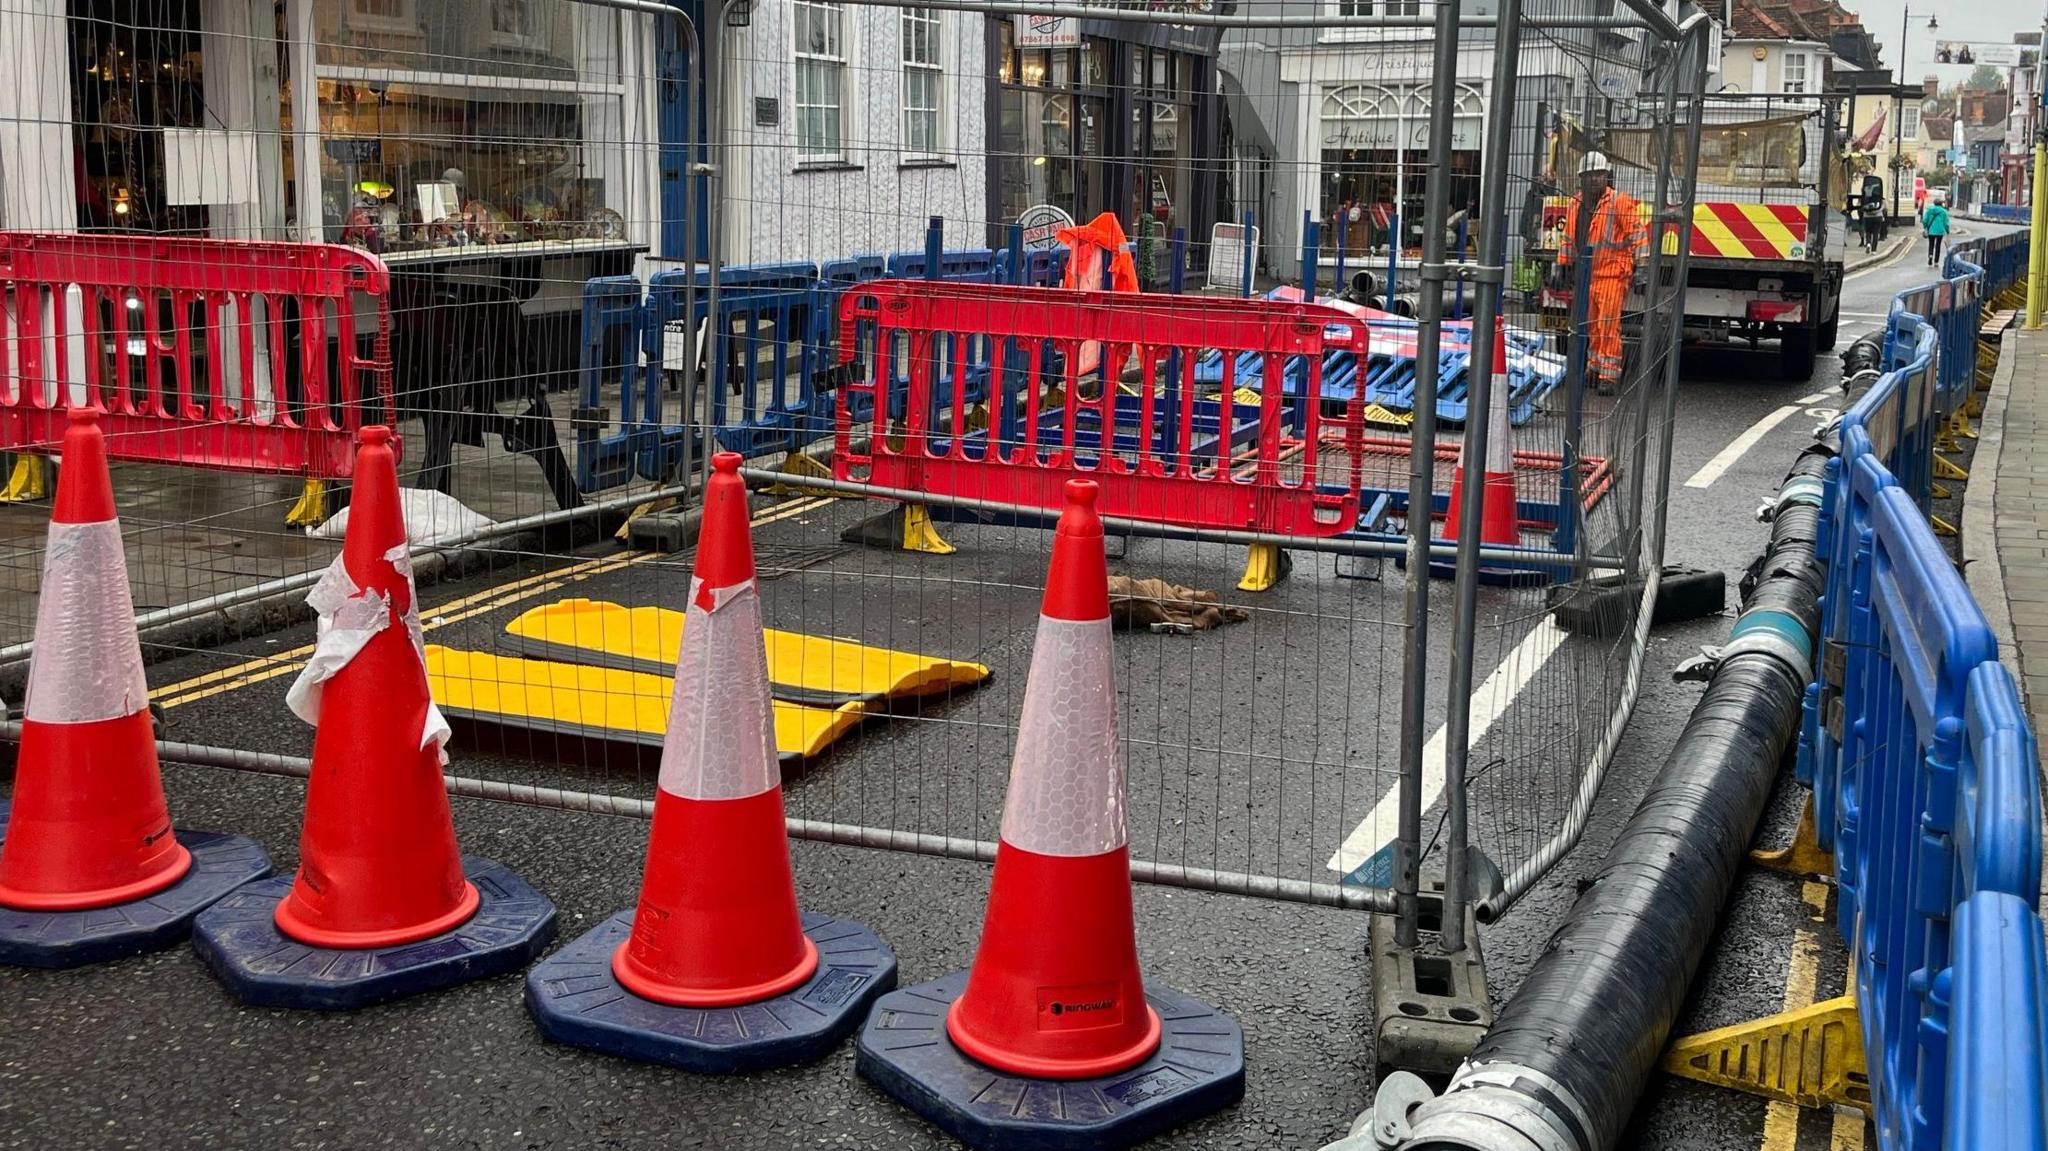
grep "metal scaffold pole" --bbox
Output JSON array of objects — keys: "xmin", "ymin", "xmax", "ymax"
[
  {"xmin": 1434, "ymin": 0, "xmax": 1521, "ymax": 956},
  {"xmin": 1390, "ymin": 0, "xmax": 1470, "ymax": 952}
]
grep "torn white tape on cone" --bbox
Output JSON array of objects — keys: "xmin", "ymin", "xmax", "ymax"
[
  {"xmin": 24, "ymin": 519, "xmax": 149, "ymax": 725},
  {"xmin": 659, "ymin": 577, "xmax": 778, "ymax": 801},
  {"xmin": 1000, "ymin": 615, "xmax": 1127, "ymax": 857},
  {"xmin": 284, "ymin": 552, "xmax": 452, "ymax": 761}
]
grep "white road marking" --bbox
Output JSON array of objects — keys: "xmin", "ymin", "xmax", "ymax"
[
  {"xmin": 1325, "ymin": 619, "xmax": 1568, "ymax": 876},
  {"xmin": 1684, "ymin": 404, "xmax": 1805, "ymax": 489}
]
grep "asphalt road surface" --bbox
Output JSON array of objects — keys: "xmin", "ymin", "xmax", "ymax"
[{"xmin": 0, "ymin": 223, "xmax": 2016, "ymax": 1151}]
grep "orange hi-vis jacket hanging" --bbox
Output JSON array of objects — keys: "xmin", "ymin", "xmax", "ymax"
[{"xmin": 1555, "ymin": 187, "xmax": 1647, "ymax": 282}]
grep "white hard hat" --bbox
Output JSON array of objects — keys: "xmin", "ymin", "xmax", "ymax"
[{"xmin": 1579, "ymin": 151, "xmax": 1611, "ymax": 174}]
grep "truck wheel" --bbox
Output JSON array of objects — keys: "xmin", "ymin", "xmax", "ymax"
[
  {"xmin": 1816, "ymin": 305, "xmax": 1839, "ymax": 352},
  {"xmin": 1780, "ymin": 327, "xmax": 1817, "ymax": 381}
]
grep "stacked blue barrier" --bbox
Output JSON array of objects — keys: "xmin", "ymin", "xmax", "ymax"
[
  {"xmin": 1799, "ymin": 221, "xmax": 2048, "ymax": 1150},
  {"xmin": 1186, "ymin": 289, "xmax": 1569, "ymax": 426},
  {"xmin": 573, "ymin": 248, "xmax": 1013, "ymax": 494}
]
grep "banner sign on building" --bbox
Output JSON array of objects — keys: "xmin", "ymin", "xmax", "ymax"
[
  {"xmin": 1013, "ymin": 13, "xmax": 1079, "ymax": 47},
  {"xmin": 1018, "ymin": 204, "xmax": 1076, "ymax": 251}
]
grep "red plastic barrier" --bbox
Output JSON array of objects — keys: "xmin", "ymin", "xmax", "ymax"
[
  {"xmin": 0, "ymin": 232, "xmax": 394, "ymax": 478},
  {"xmin": 832, "ymin": 280, "xmax": 1370, "ymax": 537}
]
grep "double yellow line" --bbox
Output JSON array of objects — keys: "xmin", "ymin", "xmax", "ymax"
[
  {"xmin": 153, "ymin": 494, "xmax": 833, "ymax": 711},
  {"xmin": 1758, "ymin": 881, "xmax": 1866, "ymax": 1151}
]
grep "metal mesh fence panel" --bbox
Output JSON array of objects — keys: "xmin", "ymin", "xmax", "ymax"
[{"xmin": 0, "ymin": 0, "xmax": 1701, "ymax": 924}]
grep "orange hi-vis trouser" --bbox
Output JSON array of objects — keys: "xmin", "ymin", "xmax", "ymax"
[{"xmin": 1586, "ymin": 275, "xmax": 1629, "ymax": 387}]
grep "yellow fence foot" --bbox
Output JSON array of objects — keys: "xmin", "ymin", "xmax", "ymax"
[
  {"xmin": 1933, "ymin": 483, "xmax": 1952, "ymax": 500},
  {"xmin": 1932, "ymin": 515, "xmax": 1959, "ymax": 538},
  {"xmin": 900, "ymin": 503, "xmax": 955, "ymax": 555},
  {"xmin": 284, "ymin": 478, "xmax": 329, "ymax": 528},
  {"xmin": 1363, "ymin": 403, "xmax": 1415, "ymax": 429},
  {"xmin": 0, "ymin": 456, "xmax": 49, "ymax": 503},
  {"xmin": 840, "ymin": 502, "xmax": 953, "ymax": 554},
  {"xmin": 615, "ymin": 496, "xmax": 678, "ymax": 541},
  {"xmin": 1750, "ymin": 797, "xmax": 1833, "ymax": 881},
  {"xmin": 1934, "ymin": 454, "xmax": 1969, "ymax": 481},
  {"xmin": 763, "ymin": 451, "xmax": 837, "ymax": 499},
  {"xmin": 1237, "ymin": 543, "xmax": 1291, "ymax": 592},
  {"xmin": 1663, "ymin": 994, "xmax": 1870, "ymax": 1113},
  {"xmin": 1952, "ymin": 410, "xmax": 1978, "ymax": 440}
]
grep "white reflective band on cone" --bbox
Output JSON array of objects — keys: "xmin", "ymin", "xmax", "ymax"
[
  {"xmin": 285, "ymin": 552, "xmax": 452, "ymax": 759},
  {"xmin": 24, "ymin": 519, "xmax": 149, "ymax": 725},
  {"xmin": 1485, "ymin": 370, "xmax": 1515, "ymax": 474},
  {"xmin": 1001, "ymin": 614, "xmax": 1128, "ymax": 857},
  {"xmin": 658, "ymin": 578, "xmax": 778, "ymax": 801}
]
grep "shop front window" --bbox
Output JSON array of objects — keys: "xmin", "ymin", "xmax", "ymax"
[
  {"xmin": 308, "ymin": 0, "xmax": 632, "ymax": 253},
  {"xmin": 998, "ymin": 88, "xmax": 1075, "ymax": 222},
  {"xmin": 1319, "ymin": 82, "xmax": 1482, "ymax": 257}
]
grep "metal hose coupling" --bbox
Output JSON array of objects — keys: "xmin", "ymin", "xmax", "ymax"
[{"xmin": 1327, "ymin": 1064, "xmax": 1594, "ymax": 1151}]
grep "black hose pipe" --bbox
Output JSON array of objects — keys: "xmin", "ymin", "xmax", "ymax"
[
  {"xmin": 1839, "ymin": 331, "xmax": 1883, "ymax": 386},
  {"xmin": 1378, "ymin": 450, "xmax": 1830, "ymax": 1151}
]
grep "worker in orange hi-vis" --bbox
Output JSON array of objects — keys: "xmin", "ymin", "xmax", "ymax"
[{"xmin": 1552, "ymin": 152, "xmax": 1645, "ymax": 395}]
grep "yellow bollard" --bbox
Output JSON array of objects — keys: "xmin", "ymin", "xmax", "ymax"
[{"xmin": 2027, "ymin": 142, "xmax": 2047, "ymax": 330}]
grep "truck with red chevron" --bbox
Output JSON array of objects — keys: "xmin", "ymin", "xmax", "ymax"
[{"xmin": 1534, "ymin": 96, "xmax": 1843, "ymax": 381}]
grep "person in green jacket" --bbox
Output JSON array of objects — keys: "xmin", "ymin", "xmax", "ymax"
[{"xmin": 1922, "ymin": 199, "xmax": 1951, "ymax": 266}]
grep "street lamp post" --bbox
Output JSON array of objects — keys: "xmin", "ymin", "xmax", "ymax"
[{"xmin": 1893, "ymin": 9, "xmax": 1938, "ymax": 219}]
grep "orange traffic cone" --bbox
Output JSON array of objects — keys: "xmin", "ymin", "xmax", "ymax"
[
  {"xmin": 272, "ymin": 425, "xmax": 475, "ymax": 948},
  {"xmin": 612, "ymin": 451, "xmax": 816, "ymax": 1006},
  {"xmin": 525, "ymin": 450, "xmax": 896, "ymax": 1071},
  {"xmin": 945, "ymin": 478, "xmax": 1158, "ymax": 1078},
  {"xmin": 0, "ymin": 409, "xmax": 188, "ymax": 910},
  {"xmin": 857, "ymin": 478, "xmax": 1243, "ymax": 1147},
  {"xmin": 192, "ymin": 424, "xmax": 553, "ymax": 1008},
  {"xmin": 1442, "ymin": 317, "xmax": 1520, "ymax": 550},
  {"xmin": 0, "ymin": 409, "xmax": 273, "ymax": 969}
]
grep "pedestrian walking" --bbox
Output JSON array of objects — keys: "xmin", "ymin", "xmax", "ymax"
[{"xmin": 1921, "ymin": 198, "xmax": 1949, "ymax": 266}]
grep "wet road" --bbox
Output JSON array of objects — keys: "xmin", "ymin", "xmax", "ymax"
[{"xmin": 0, "ymin": 223, "xmax": 2016, "ymax": 1151}]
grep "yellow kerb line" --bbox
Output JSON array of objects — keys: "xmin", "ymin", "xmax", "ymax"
[
  {"xmin": 152, "ymin": 494, "xmax": 831, "ymax": 710},
  {"xmin": 1759, "ymin": 882, "xmax": 1864, "ymax": 1151}
]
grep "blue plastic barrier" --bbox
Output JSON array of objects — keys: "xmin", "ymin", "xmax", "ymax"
[
  {"xmin": 1795, "ymin": 220, "xmax": 2048, "ymax": 1151},
  {"xmin": 1974, "ymin": 203, "xmax": 2032, "ymax": 225},
  {"xmin": 993, "ymin": 246, "xmax": 1070, "ymax": 287},
  {"xmin": 571, "ymin": 247, "xmax": 1040, "ymax": 495},
  {"xmin": 575, "ymin": 275, "xmax": 654, "ymax": 493}
]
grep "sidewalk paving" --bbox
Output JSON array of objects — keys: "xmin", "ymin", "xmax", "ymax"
[{"xmin": 1968, "ymin": 323, "xmax": 2048, "ymax": 738}]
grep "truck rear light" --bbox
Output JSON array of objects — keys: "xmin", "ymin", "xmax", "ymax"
[{"xmin": 1746, "ymin": 300, "xmax": 1805, "ymax": 324}]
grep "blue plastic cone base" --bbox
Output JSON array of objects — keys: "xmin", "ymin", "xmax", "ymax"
[
  {"xmin": 0, "ymin": 803, "xmax": 273, "ymax": 969},
  {"xmin": 856, "ymin": 970, "xmax": 1246, "ymax": 1151},
  {"xmin": 526, "ymin": 908, "xmax": 897, "ymax": 1074},
  {"xmin": 191, "ymin": 855, "xmax": 556, "ymax": 1011}
]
